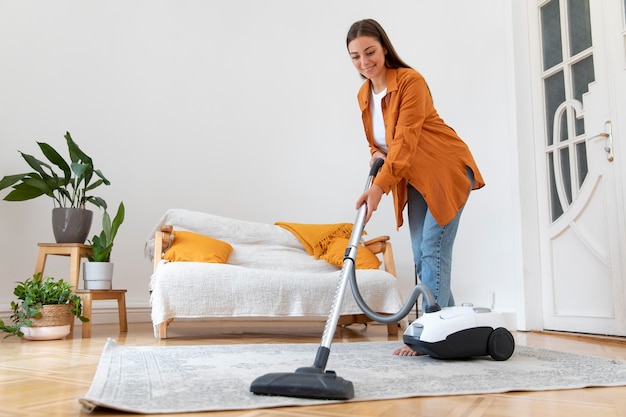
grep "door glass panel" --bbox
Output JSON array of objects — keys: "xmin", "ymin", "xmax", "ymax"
[
  {"xmin": 568, "ymin": 0, "xmax": 592, "ymax": 55},
  {"xmin": 560, "ymin": 147, "xmax": 573, "ymax": 204},
  {"xmin": 571, "ymin": 55, "xmax": 595, "ymax": 135},
  {"xmin": 541, "ymin": 0, "xmax": 563, "ymax": 70},
  {"xmin": 548, "ymin": 152, "xmax": 564, "ymax": 221},
  {"xmin": 544, "ymin": 71, "xmax": 566, "ymax": 146},
  {"xmin": 576, "ymin": 142, "xmax": 588, "ymax": 187}
]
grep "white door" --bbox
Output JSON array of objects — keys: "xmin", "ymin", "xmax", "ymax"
[{"xmin": 530, "ymin": 0, "xmax": 626, "ymax": 335}]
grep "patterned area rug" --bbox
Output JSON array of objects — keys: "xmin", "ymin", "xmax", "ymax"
[{"xmin": 79, "ymin": 339, "xmax": 626, "ymax": 414}]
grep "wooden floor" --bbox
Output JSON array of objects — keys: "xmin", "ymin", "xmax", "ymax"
[{"xmin": 0, "ymin": 320, "xmax": 625, "ymax": 417}]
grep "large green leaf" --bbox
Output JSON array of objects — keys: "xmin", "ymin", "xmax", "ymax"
[
  {"xmin": 102, "ymin": 211, "xmax": 112, "ymax": 238},
  {"xmin": 37, "ymin": 142, "xmax": 71, "ymax": 181},
  {"xmin": 3, "ymin": 183, "xmax": 46, "ymax": 201},
  {"xmin": 19, "ymin": 152, "xmax": 54, "ymax": 181},
  {"xmin": 65, "ymin": 132, "xmax": 93, "ymax": 165},
  {"xmin": 0, "ymin": 174, "xmax": 31, "ymax": 191},
  {"xmin": 93, "ymin": 169, "xmax": 110, "ymax": 186},
  {"xmin": 21, "ymin": 177, "xmax": 56, "ymax": 198},
  {"xmin": 84, "ymin": 179, "xmax": 105, "ymax": 192},
  {"xmin": 86, "ymin": 196, "xmax": 107, "ymax": 210},
  {"xmin": 110, "ymin": 202, "xmax": 125, "ymax": 240},
  {"xmin": 70, "ymin": 162, "xmax": 89, "ymax": 183}
]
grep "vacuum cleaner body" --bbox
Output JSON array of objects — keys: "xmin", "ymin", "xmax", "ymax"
[{"xmin": 403, "ymin": 305, "xmax": 515, "ymax": 361}]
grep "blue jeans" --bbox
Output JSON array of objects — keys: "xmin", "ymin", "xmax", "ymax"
[{"xmin": 407, "ymin": 168, "xmax": 474, "ymax": 308}]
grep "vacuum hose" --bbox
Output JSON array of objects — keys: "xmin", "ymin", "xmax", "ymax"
[{"xmin": 347, "ymin": 158, "xmax": 441, "ymax": 324}]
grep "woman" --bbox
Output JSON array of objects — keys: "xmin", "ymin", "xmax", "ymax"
[{"xmin": 346, "ymin": 19, "xmax": 485, "ymax": 356}]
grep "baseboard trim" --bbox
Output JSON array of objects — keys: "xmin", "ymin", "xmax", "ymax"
[{"xmin": 74, "ymin": 306, "xmax": 152, "ymax": 326}]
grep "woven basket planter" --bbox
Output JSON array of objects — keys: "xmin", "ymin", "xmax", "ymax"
[
  {"xmin": 29, "ymin": 304, "xmax": 73, "ymax": 327},
  {"xmin": 22, "ymin": 304, "xmax": 73, "ymax": 340}
]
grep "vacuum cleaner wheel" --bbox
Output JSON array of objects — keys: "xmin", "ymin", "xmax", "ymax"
[{"xmin": 487, "ymin": 327, "xmax": 515, "ymax": 361}]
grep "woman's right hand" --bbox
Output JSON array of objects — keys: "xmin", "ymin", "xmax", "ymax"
[{"xmin": 355, "ymin": 184, "xmax": 384, "ymax": 224}]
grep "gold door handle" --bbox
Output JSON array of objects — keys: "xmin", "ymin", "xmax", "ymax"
[
  {"xmin": 588, "ymin": 120, "xmax": 614, "ymax": 162},
  {"xmin": 604, "ymin": 120, "xmax": 614, "ymax": 162}
]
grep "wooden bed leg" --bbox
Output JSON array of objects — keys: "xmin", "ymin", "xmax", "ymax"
[
  {"xmin": 387, "ymin": 322, "xmax": 399, "ymax": 336},
  {"xmin": 158, "ymin": 319, "xmax": 172, "ymax": 339},
  {"xmin": 154, "ymin": 227, "xmax": 174, "ymax": 340}
]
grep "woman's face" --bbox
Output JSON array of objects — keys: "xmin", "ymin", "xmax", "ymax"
[{"xmin": 348, "ymin": 36, "xmax": 387, "ymax": 81}]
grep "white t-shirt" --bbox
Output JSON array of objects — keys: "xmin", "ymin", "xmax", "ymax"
[{"xmin": 370, "ymin": 87, "xmax": 388, "ymax": 153}]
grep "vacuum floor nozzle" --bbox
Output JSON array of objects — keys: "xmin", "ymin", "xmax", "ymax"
[{"xmin": 250, "ymin": 367, "xmax": 354, "ymax": 400}]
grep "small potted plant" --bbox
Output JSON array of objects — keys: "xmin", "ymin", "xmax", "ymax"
[
  {"xmin": 83, "ymin": 201, "xmax": 125, "ymax": 290},
  {"xmin": 0, "ymin": 274, "xmax": 89, "ymax": 340},
  {"xmin": 0, "ymin": 131, "xmax": 110, "ymax": 243}
]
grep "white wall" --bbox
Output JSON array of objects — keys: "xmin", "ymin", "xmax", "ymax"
[{"xmin": 0, "ymin": 1, "xmax": 523, "ymax": 326}]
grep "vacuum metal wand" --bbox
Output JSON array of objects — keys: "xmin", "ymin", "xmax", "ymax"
[{"xmin": 316, "ymin": 160, "xmax": 378, "ymax": 358}]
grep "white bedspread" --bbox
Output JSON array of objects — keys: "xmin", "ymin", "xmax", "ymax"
[{"xmin": 147, "ymin": 209, "xmax": 405, "ymax": 334}]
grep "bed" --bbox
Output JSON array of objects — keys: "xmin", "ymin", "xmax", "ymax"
[{"xmin": 145, "ymin": 209, "xmax": 405, "ymax": 339}]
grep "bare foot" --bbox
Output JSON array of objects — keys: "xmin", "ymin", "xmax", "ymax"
[{"xmin": 392, "ymin": 345, "xmax": 423, "ymax": 356}]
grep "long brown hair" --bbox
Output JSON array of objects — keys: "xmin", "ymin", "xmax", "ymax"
[{"xmin": 346, "ymin": 19, "xmax": 411, "ymax": 70}]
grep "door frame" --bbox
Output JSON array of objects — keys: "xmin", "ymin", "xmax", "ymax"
[
  {"xmin": 510, "ymin": 0, "xmax": 545, "ymax": 331},
  {"xmin": 514, "ymin": 0, "xmax": 626, "ymax": 334}
]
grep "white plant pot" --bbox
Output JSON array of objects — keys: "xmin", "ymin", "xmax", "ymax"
[
  {"xmin": 22, "ymin": 325, "xmax": 71, "ymax": 341},
  {"xmin": 21, "ymin": 304, "xmax": 73, "ymax": 340},
  {"xmin": 83, "ymin": 262, "xmax": 114, "ymax": 290}
]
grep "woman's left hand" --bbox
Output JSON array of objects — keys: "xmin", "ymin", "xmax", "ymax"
[{"xmin": 370, "ymin": 151, "xmax": 386, "ymax": 166}]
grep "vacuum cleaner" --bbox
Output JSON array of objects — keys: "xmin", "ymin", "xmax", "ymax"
[{"xmin": 250, "ymin": 159, "xmax": 515, "ymax": 400}]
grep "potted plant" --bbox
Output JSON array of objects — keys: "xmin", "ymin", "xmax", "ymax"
[
  {"xmin": 0, "ymin": 131, "xmax": 110, "ymax": 243},
  {"xmin": 0, "ymin": 274, "xmax": 89, "ymax": 340},
  {"xmin": 83, "ymin": 201, "xmax": 125, "ymax": 290}
]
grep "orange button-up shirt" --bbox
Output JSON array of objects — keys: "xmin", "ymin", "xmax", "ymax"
[{"xmin": 358, "ymin": 67, "xmax": 485, "ymax": 227}]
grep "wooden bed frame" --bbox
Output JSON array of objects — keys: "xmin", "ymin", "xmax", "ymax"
[{"xmin": 153, "ymin": 225, "xmax": 400, "ymax": 338}]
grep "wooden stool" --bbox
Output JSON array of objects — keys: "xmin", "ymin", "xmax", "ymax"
[
  {"xmin": 76, "ymin": 290, "xmax": 128, "ymax": 338},
  {"xmin": 34, "ymin": 243, "xmax": 128, "ymax": 338},
  {"xmin": 34, "ymin": 243, "xmax": 92, "ymax": 290}
]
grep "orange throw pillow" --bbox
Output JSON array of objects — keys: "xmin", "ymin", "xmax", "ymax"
[
  {"xmin": 163, "ymin": 230, "xmax": 233, "ymax": 263},
  {"xmin": 321, "ymin": 237, "xmax": 382, "ymax": 270}
]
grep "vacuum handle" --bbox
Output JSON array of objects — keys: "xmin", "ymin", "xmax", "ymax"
[
  {"xmin": 352, "ymin": 159, "xmax": 384, "ymax": 246},
  {"xmin": 361, "ymin": 158, "xmax": 384, "ymax": 198},
  {"xmin": 369, "ymin": 158, "xmax": 385, "ymax": 177}
]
